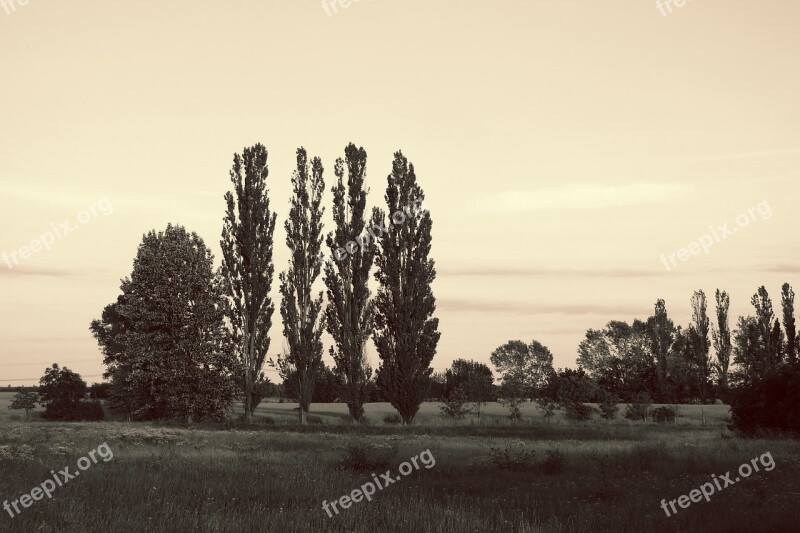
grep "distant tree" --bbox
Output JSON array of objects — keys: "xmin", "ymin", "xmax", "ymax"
[
  {"xmin": 8, "ymin": 391, "xmax": 39, "ymax": 420},
  {"xmin": 491, "ymin": 340, "xmax": 555, "ymax": 400},
  {"xmin": 38, "ymin": 364, "xmax": 86, "ymax": 420},
  {"xmin": 577, "ymin": 320, "xmax": 656, "ymax": 400},
  {"xmin": 498, "ymin": 379, "xmax": 526, "ymax": 422},
  {"xmin": 280, "ymin": 360, "xmax": 338, "ymax": 403},
  {"xmin": 730, "ymin": 364, "xmax": 800, "ymax": 436},
  {"xmin": 372, "ymin": 151, "xmax": 439, "ymax": 425},
  {"xmin": 439, "ymin": 387, "xmax": 470, "ymax": 420},
  {"xmin": 427, "ymin": 371, "xmax": 447, "ymax": 401},
  {"xmin": 555, "ymin": 368, "xmax": 597, "ymax": 421},
  {"xmin": 781, "ymin": 283, "xmax": 797, "ymax": 364},
  {"xmin": 91, "ymin": 225, "xmax": 238, "ymax": 422},
  {"xmin": 597, "ymin": 389, "xmax": 619, "ymax": 420},
  {"xmin": 751, "ymin": 286, "xmax": 780, "ymax": 372},
  {"xmin": 711, "ymin": 289, "xmax": 732, "ymax": 395},
  {"xmin": 690, "ymin": 290, "xmax": 711, "ymax": 403},
  {"xmin": 324, "ymin": 144, "xmax": 375, "ymax": 423},
  {"xmin": 444, "ymin": 359, "xmax": 494, "ymax": 418},
  {"xmin": 220, "ymin": 143, "xmax": 278, "ymax": 425},
  {"xmin": 278, "ymin": 148, "xmax": 326, "ymax": 424},
  {"xmin": 732, "ymin": 315, "xmax": 761, "ymax": 386},
  {"xmin": 647, "ymin": 299, "xmax": 674, "ymax": 400},
  {"xmin": 88, "ymin": 382, "xmax": 111, "ymax": 399}
]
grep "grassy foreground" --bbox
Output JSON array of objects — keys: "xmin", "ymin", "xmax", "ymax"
[{"xmin": 1, "ymin": 394, "xmax": 798, "ymax": 532}]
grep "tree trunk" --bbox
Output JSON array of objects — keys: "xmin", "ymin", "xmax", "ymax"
[
  {"xmin": 299, "ymin": 408, "xmax": 307, "ymax": 424},
  {"xmin": 244, "ymin": 367, "xmax": 254, "ymax": 425}
]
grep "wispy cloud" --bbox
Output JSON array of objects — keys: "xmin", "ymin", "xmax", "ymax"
[
  {"xmin": 439, "ymin": 266, "xmax": 670, "ymax": 278},
  {"xmin": 438, "ymin": 298, "xmax": 644, "ymax": 317},
  {"xmin": 479, "ymin": 183, "xmax": 690, "ymax": 213},
  {"xmin": 684, "ymin": 149, "xmax": 800, "ymax": 162},
  {"xmin": 0, "ymin": 266, "xmax": 77, "ymax": 278}
]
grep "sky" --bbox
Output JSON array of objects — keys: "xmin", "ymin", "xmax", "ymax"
[{"xmin": 1, "ymin": 0, "xmax": 799, "ymax": 385}]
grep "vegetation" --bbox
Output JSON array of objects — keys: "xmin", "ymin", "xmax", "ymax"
[
  {"xmin": 277, "ymin": 147, "xmax": 326, "ymax": 424},
  {"xmin": 220, "ymin": 143, "xmax": 278, "ymax": 425},
  {"xmin": 324, "ymin": 143, "xmax": 375, "ymax": 423},
  {"xmin": 8, "ymin": 390, "xmax": 38, "ymax": 420},
  {"xmin": 90, "ymin": 225, "xmax": 238, "ymax": 422},
  {"xmin": 372, "ymin": 152, "xmax": 439, "ymax": 425}
]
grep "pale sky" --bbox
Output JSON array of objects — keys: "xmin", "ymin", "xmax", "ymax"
[{"xmin": 1, "ymin": 1, "xmax": 799, "ymax": 385}]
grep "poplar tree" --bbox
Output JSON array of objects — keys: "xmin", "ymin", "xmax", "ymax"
[
  {"xmin": 220, "ymin": 144, "xmax": 277, "ymax": 425},
  {"xmin": 372, "ymin": 151, "xmax": 439, "ymax": 424},
  {"xmin": 711, "ymin": 289, "xmax": 732, "ymax": 393},
  {"xmin": 323, "ymin": 143, "xmax": 375, "ymax": 423},
  {"xmin": 691, "ymin": 290, "xmax": 711, "ymax": 402},
  {"xmin": 278, "ymin": 148, "xmax": 325, "ymax": 424},
  {"xmin": 781, "ymin": 283, "xmax": 797, "ymax": 364}
]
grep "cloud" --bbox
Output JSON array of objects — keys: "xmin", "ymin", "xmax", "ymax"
[
  {"xmin": 479, "ymin": 183, "xmax": 690, "ymax": 213},
  {"xmin": 684, "ymin": 149, "xmax": 800, "ymax": 162},
  {"xmin": 438, "ymin": 298, "xmax": 644, "ymax": 317},
  {"xmin": 438, "ymin": 266, "xmax": 670, "ymax": 278},
  {"xmin": 0, "ymin": 266, "xmax": 76, "ymax": 278}
]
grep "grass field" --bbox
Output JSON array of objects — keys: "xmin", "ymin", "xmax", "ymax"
[{"xmin": 1, "ymin": 392, "xmax": 798, "ymax": 532}]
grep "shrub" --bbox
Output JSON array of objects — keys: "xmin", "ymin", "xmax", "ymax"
[
  {"xmin": 88, "ymin": 382, "xmax": 111, "ymax": 399},
  {"xmin": 598, "ymin": 391, "xmax": 619, "ymax": 420},
  {"xmin": 44, "ymin": 400, "xmax": 104, "ymax": 421},
  {"xmin": 440, "ymin": 388, "xmax": 471, "ymax": 420},
  {"xmin": 339, "ymin": 442, "xmax": 395, "ymax": 472},
  {"xmin": 535, "ymin": 397, "xmax": 557, "ymax": 419},
  {"xmin": 563, "ymin": 401, "xmax": 593, "ymax": 421},
  {"xmin": 624, "ymin": 392, "xmax": 652, "ymax": 422},
  {"xmin": 540, "ymin": 449, "xmax": 566, "ymax": 475},
  {"xmin": 383, "ymin": 413, "xmax": 402, "ymax": 425},
  {"xmin": 652, "ymin": 405, "xmax": 678, "ymax": 423},
  {"xmin": 489, "ymin": 441, "xmax": 535, "ymax": 471},
  {"xmin": 729, "ymin": 365, "xmax": 800, "ymax": 436}
]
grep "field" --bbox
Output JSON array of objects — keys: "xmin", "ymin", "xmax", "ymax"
[{"xmin": 1, "ymin": 392, "xmax": 799, "ymax": 532}]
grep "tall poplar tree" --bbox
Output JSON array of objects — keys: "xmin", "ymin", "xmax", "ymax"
[
  {"xmin": 278, "ymin": 148, "xmax": 326, "ymax": 424},
  {"xmin": 220, "ymin": 143, "xmax": 277, "ymax": 425},
  {"xmin": 372, "ymin": 151, "xmax": 439, "ymax": 424},
  {"xmin": 711, "ymin": 289, "xmax": 732, "ymax": 393},
  {"xmin": 323, "ymin": 143, "xmax": 375, "ymax": 423},
  {"xmin": 781, "ymin": 283, "xmax": 797, "ymax": 364},
  {"xmin": 691, "ymin": 290, "xmax": 711, "ymax": 402}
]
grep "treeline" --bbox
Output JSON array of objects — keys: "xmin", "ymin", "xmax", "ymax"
[
  {"xmin": 482, "ymin": 285, "xmax": 800, "ymax": 434},
  {"xmin": 88, "ymin": 143, "xmax": 439, "ymax": 425}
]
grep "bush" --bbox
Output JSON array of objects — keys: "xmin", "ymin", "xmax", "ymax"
[
  {"xmin": 729, "ymin": 365, "xmax": 800, "ymax": 436},
  {"xmin": 563, "ymin": 401, "xmax": 593, "ymax": 421},
  {"xmin": 624, "ymin": 392, "xmax": 652, "ymax": 422},
  {"xmin": 440, "ymin": 388, "xmax": 471, "ymax": 420},
  {"xmin": 652, "ymin": 405, "xmax": 678, "ymax": 423},
  {"xmin": 535, "ymin": 397, "xmax": 557, "ymax": 419},
  {"xmin": 540, "ymin": 448, "xmax": 566, "ymax": 475},
  {"xmin": 88, "ymin": 382, "xmax": 111, "ymax": 399},
  {"xmin": 44, "ymin": 400, "xmax": 104, "ymax": 421},
  {"xmin": 489, "ymin": 441, "xmax": 535, "ymax": 471},
  {"xmin": 339, "ymin": 442, "xmax": 395, "ymax": 472},
  {"xmin": 383, "ymin": 413, "xmax": 402, "ymax": 425},
  {"xmin": 598, "ymin": 391, "xmax": 619, "ymax": 420}
]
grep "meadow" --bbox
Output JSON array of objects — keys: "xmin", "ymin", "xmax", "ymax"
[{"xmin": 1, "ymin": 392, "xmax": 798, "ymax": 532}]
